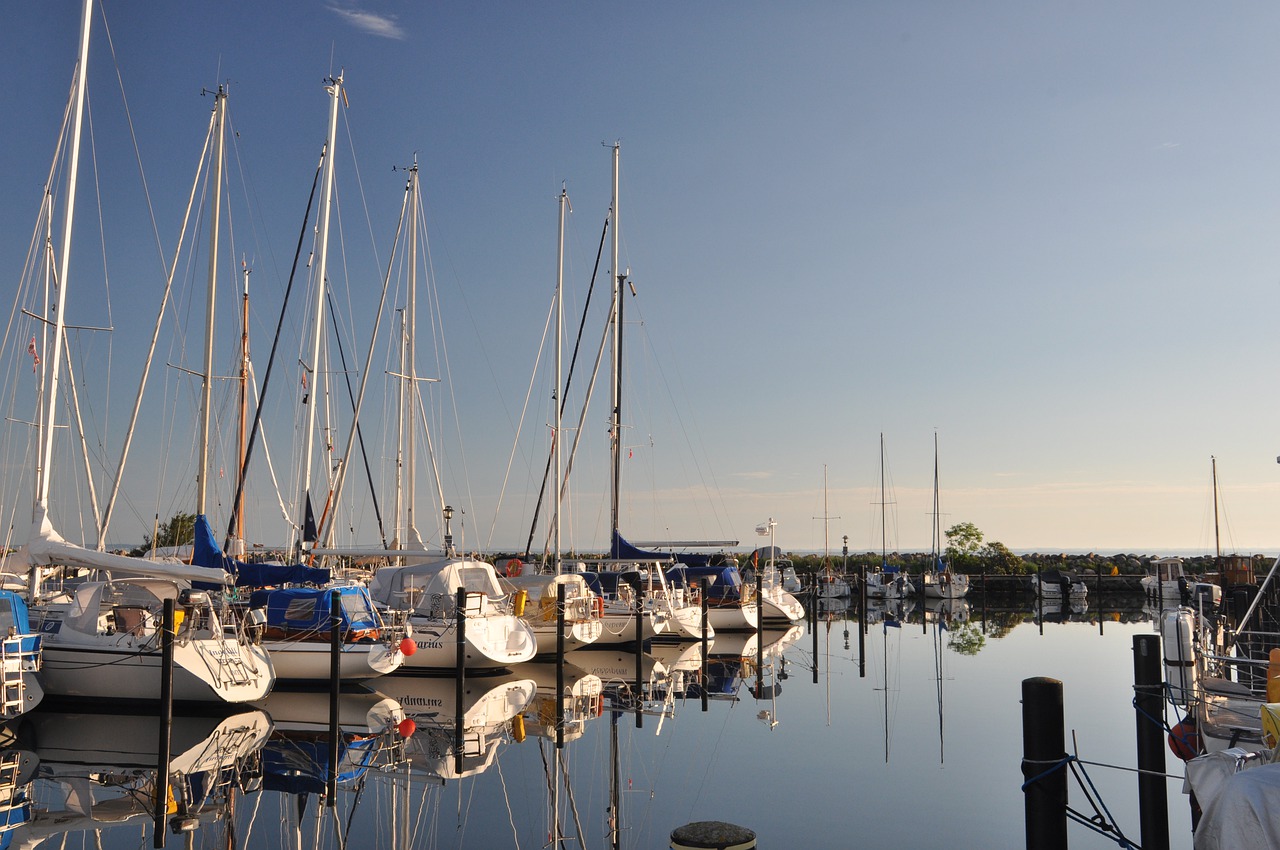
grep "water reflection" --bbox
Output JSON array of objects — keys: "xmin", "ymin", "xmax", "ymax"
[{"xmin": 0, "ymin": 593, "xmax": 1186, "ymax": 849}]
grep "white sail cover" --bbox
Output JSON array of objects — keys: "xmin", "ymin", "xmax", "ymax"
[{"xmin": 20, "ymin": 506, "xmax": 229, "ymax": 586}]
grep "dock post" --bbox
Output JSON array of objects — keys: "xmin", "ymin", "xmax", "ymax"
[
  {"xmin": 455, "ymin": 587, "xmax": 467, "ymax": 774},
  {"xmin": 1021, "ymin": 676, "xmax": 1067, "ymax": 850},
  {"xmin": 327, "ymin": 591, "xmax": 340, "ymax": 807},
  {"xmin": 755, "ymin": 568, "xmax": 764, "ymax": 699},
  {"xmin": 1134, "ymin": 634, "xmax": 1170, "ymax": 850},
  {"xmin": 153, "ymin": 597, "xmax": 175, "ymax": 849},
  {"xmin": 701, "ymin": 578, "xmax": 709, "ymax": 712},
  {"xmin": 556, "ymin": 582, "xmax": 566, "ymax": 749}
]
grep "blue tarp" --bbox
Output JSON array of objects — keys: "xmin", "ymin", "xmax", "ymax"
[
  {"xmin": 261, "ymin": 735, "xmax": 377, "ymax": 795},
  {"xmin": 665, "ymin": 565, "xmax": 744, "ymax": 602},
  {"xmin": 248, "ymin": 586, "xmax": 381, "ymax": 634},
  {"xmin": 192, "ymin": 514, "xmax": 330, "ymax": 587}
]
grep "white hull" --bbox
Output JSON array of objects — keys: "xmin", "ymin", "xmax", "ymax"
[
  {"xmin": 399, "ymin": 612, "xmax": 537, "ymax": 671},
  {"xmin": 866, "ymin": 573, "xmax": 914, "ymax": 599},
  {"xmin": 38, "ymin": 640, "xmax": 273, "ymax": 703},
  {"xmin": 922, "ymin": 572, "xmax": 970, "ymax": 599},
  {"xmin": 759, "ymin": 587, "xmax": 804, "ymax": 623},
  {"xmin": 1141, "ymin": 576, "xmax": 1222, "ymax": 606},
  {"xmin": 703, "ymin": 602, "xmax": 759, "ymax": 633},
  {"xmin": 591, "ymin": 604, "xmax": 663, "ymax": 645},
  {"xmin": 262, "ymin": 639, "xmax": 404, "ymax": 682}
]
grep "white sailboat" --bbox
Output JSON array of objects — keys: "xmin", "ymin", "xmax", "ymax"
[
  {"xmin": 865, "ymin": 435, "xmax": 915, "ymax": 600},
  {"xmin": 920, "ymin": 434, "xmax": 969, "ymax": 600},
  {"xmin": 17, "ymin": 2, "xmax": 272, "ymax": 704}
]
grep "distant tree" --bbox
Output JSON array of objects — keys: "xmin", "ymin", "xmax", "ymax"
[
  {"xmin": 129, "ymin": 511, "xmax": 197, "ymax": 557},
  {"xmin": 982, "ymin": 540, "xmax": 1025, "ymax": 575}
]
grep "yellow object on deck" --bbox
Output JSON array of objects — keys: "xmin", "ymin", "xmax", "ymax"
[
  {"xmin": 1268, "ymin": 648, "xmax": 1280, "ymax": 703},
  {"xmin": 513, "ymin": 589, "xmax": 528, "ymax": 618},
  {"xmin": 1262, "ymin": 703, "xmax": 1280, "ymax": 749}
]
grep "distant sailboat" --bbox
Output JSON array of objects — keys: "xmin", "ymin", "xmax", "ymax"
[
  {"xmin": 921, "ymin": 434, "xmax": 969, "ymax": 600},
  {"xmin": 865, "ymin": 435, "xmax": 914, "ymax": 600}
]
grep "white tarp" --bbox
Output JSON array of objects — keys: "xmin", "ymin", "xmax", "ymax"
[{"xmin": 1189, "ymin": 750, "xmax": 1280, "ymax": 849}]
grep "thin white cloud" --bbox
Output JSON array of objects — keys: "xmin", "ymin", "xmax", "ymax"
[{"xmin": 326, "ymin": 4, "xmax": 406, "ymax": 40}]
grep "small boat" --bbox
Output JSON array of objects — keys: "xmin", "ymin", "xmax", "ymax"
[
  {"xmin": 665, "ymin": 563, "xmax": 759, "ymax": 632},
  {"xmin": 1032, "ymin": 568, "xmax": 1089, "ymax": 600},
  {"xmin": 1140, "ymin": 556, "xmax": 1222, "ymax": 607},
  {"xmin": 865, "ymin": 436, "xmax": 915, "ymax": 600},
  {"xmin": 246, "ymin": 584, "xmax": 409, "ymax": 683},
  {"xmin": 498, "ymin": 570, "xmax": 604, "ymax": 654},
  {"xmin": 368, "ymin": 555, "xmax": 538, "ymax": 671},
  {"xmin": 920, "ymin": 434, "xmax": 970, "ymax": 600},
  {"xmin": 0, "ymin": 589, "xmax": 43, "ymax": 719}
]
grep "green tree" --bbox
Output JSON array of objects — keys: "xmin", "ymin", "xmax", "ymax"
[
  {"xmin": 982, "ymin": 540, "xmax": 1025, "ymax": 575},
  {"xmin": 947, "ymin": 623, "xmax": 987, "ymax": 656},
  {"xmin": 130, "ymin": 511, "xmax": 197, "ymax": 556},
  {"xmin": 944, "ymin": 521, "xmax": 984, "ymax": 571}
]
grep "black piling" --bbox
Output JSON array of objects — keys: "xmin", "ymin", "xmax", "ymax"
[
  {"xmin": 1021, "ymin": 676, "xmax": 1067, "ymax": 850},
  {"xmin": 153, "ymin": 597, "xmax": 175, "ymax": 849},
  {"xmin": 701, "ymin": 578, "xmax": 709, "ymax": 712},
  {"xmin": 1133, "ymin": 634, "xmax": 1170, "ymax": 850},
  {"xmin": 755, "ymin": 567, "xmax": 764, "ymax": 700},
  {"xmin": 627, "ymin": 573, "xmax": 643, "ymax": 730},
  {"xmin": 556, "ymin": 582, "xmax": 566, "ymax": 749},
  {"xmin": 455, "ymin": 587, "xmax": 467, "ymax": 775},
  {"xmin": 327, "ymin": 591, "xmax": 341, "ymax": 807}
]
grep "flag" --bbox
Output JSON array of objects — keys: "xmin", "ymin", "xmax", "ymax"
[{"xmin": 27, "ymin": 337, "xmax": 40, "ymax": 372}]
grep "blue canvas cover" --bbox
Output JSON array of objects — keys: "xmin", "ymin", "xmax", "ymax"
[
  {"xmin": 665, "ymin": 565, "xmax": 744, "ymax": 602},
  {"xmin": 192, "ymin": 514, "xmax": 330, "ymax": 587},
  {"xmin": 249, "ymin": 586, "xmax": 381, "ymax": 635}
]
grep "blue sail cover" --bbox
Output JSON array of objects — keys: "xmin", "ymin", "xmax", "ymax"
[
  {"xmin": 192, "ymin": 514, "xmax": 330, "ymax": 587},
  {"xmin": 262, "ymin": 735, "xmax": 376, "ymax": 794},
  {"xmin": 665, "ymin": 565, "xmax": 744, "ymax": 602},
  {"xmin": 611, "ymin": 531, "xmax": 708, "ymax": 565}
]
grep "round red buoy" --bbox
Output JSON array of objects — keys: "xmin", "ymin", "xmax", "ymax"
[
  {"xmin": 400, "ymin": 637, "xmax": 417, "ymax": 657},
  {"xmin": 1168, "ymin": 717, "xmax": 1200, "ymax": 761},
  {"xmin": 397, "ymin": 718, "xmax": 417, "ymax": 739}
]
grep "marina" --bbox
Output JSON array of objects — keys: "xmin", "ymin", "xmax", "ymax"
[{"xmin": 0, "ymin": 592, "xmax": 1206, "ymax": 848}]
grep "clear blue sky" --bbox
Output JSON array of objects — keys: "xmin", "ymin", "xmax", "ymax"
[{"xmin": 3, "ymin": 2, "xmax": 1279, "ymax": 558}]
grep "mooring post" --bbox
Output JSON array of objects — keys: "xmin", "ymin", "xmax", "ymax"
[
  {"xmin": 556, "ymin": 581, "xmax": 566, "ymax": 749},
  {"xmin": 1134, "ymin": 634, "xmax": 1170, "ymax": 850},
  {"xmin": 327, "ymin": 591, "xmax": 340, "ymax": 807},
  {"xmin": 631, "ymin": 574, "xmax": 644, "ymax": 729},
  {"xmin": 455, "ymin": 587, "xmax": 467, "ymax": 775},
  {"xmin": 154, "ymin": 597, "xmax": 175, "ymax": 849},
  {"xmin": 755, "ymin": 567, "xmax": 764, "ymax": 699},
  {"xmin": 1022, "ymin": 676, "xmax": 1068, "ymax": 850},
  {"xmin": 700, "ymin": 578, "xmax": 709, "ymax": 712}
]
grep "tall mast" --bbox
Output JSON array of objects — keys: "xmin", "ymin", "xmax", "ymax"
[
  {"xmin": 391, "ymin": 308, "xmax": 405, "ymax": 551},
  {"xmin": 36, "ymin": 0, "xmax": 93, "ymax": 512},
  {"xmin": 297, "ymin": 71, "xmax": 342, "ymax": 555},
  {"xmin": 405, "ymin": 161, "xmax": 419, "ymax": 546},
  {"xmin": 932, "ymin": 432, "xmax": 941, "ymax": 566},
  {"xmin": 196, "ymin": 86, "xmax": 227, "ymax": 518},
  {"xmin": 609, "ymin": 142, "xmax": 622, "ymax": 543},
  {"xmin": 555, "ymin": 185, "xmax": 569, "ymax": 573},
  {"xmin": 880, "ymin": 433, "xmax": 887, "ymax": 569},
  {"xmin": 234, "ymin": 260, "xmax": 250, "ymax": 554},
  {"xmin": 1212, "ymin": 455, "xmax": 1221, "ymax": 560}
]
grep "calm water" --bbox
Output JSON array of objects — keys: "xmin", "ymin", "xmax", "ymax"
[{"xmin": 11, "ymin": 595, "xmax": 1196, "ymax": 849}]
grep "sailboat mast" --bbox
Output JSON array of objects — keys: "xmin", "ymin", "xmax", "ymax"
[
  {"xmin": 36, "ymin": 0, "xmax": 92, "ymax": 511},
  {"xmin": 235, "ymin": 261, "xmax": 250, "ymax": 552},
  {"xmin": 555, "ymin": 185, "xmax": 568, "ymax": 573},
  {"xmin": 1212, "ymin": 455, "xmax": 1221, "ymax": 559},
  {"xmin": 405, "ymin": 163, "xmax": 419, "ymax": 546},
  {"xmin": 609, "ymin": 142, "xmax": 622, "ymax": 542},
  {"xmin": 932, "ymin": 432, "xmax": 941, "ymax": 564},
  {"xmin": 297, "ymin": 72, "xmax": 343, "ymax": 554},
  {"xmin": 880, "ymin": 433, "xmax": 887, "ymax": 568},
  {"xmin": 196, "ymin": 86, "xmax": 227, "ymax": 518},
  {"xmin": 392, "ymin": 308, "xmax": 405, "ymax": 551}
]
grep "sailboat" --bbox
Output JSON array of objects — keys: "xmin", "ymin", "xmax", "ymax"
[
  {"xmin": 16, "ymin": 0, "xmax": 272, "ymax": 704},
  {"xmin": 864, "ymin": 435, "xmax": 914, "ymax": 600},
  {"xmin": 1139, "ymin": 457, "xmax": 1223, "ymax": 607},
  {"xmin": 920, "ymin": 434, "xmax": 969, "ymax": 600},
  {"xmin": 813, "ymin": 467, "xmax": 852, "ymax": 599}
]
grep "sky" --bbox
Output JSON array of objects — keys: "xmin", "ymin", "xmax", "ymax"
[{"xmin": 2, "ymin": 2, "xmax": 1280, "ymax": 558}]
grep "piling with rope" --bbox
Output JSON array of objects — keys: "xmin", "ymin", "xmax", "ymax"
[{"xmin": 1021, "ymin": 676, "xmax": 1068, "ymax": 850}]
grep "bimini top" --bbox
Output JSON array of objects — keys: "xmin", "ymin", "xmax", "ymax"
[{"xmin": 248, "ymin": 585, "xmax": 381, "ymax": 635}]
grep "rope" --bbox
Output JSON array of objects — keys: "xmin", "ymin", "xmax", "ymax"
[{"xmin": 1020, "ymin": 753, "xmax": 1140, "ymax": 848}]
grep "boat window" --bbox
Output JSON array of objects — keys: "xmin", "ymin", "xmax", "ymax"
[
  {"xmin": 0, "ymin": 597, "xmax": 13, "ymax": 635},
  {"xmin": 458, "ymin": 566, "xmax": 498, "ymax": 597},
  {"xmin": 285, "ymin": 598, "xmax": 317, "ymax": 622}
]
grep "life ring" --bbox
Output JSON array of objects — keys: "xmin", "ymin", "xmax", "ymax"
[{"xmin": 507, "ymin": 558, "xmax": 523, "ymax": 577}]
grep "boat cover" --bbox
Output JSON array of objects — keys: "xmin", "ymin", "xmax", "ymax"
[
  {"xmin": 248, "ymin": 586, "xmax": 381, "ymax": 635},
  {"xmin": 1188, "ymin": 750, "xmax": 1280, "ymax": 849},
  {"xmin": 192, "ymin": 514, "xmax": 330, "ymax": 587},
  {"xmin": 666, "ymin": 565, "xmax": 744, "ymax": 601}
]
